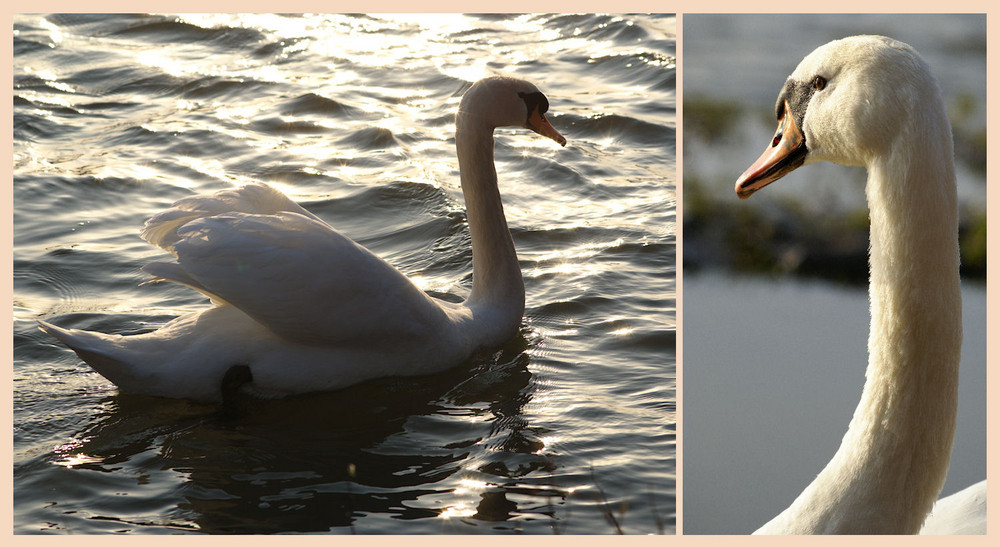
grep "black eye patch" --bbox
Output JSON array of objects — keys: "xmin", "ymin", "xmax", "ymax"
[
  {"xmin": 518, "ymin": 91, "xmax": 549, "ymax": 118},
  {"xmin": 775, "ymin": 78, "xmax": 816, "ymax": 128}
]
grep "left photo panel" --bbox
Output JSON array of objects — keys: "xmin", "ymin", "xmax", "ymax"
[{"xmin": 13, "ymin": 14, "xmax": 677, "ymax": 534}]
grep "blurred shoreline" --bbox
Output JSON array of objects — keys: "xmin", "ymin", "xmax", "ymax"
[{"xmin": 683, "ymin": 94, "xmax": 986, "ymax": 285}]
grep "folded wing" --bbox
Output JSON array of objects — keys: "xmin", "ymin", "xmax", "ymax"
[
  {"xmin": 142, "ymin": 186, "xmax": 449, "ymax": 346},
  {"xmin": 141, "ymin": 183, "xmax": 323, "ymax": 254}
]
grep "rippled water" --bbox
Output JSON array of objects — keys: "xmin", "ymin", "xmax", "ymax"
[{"xmin": 13, "ymin": 13, "xmax": 676, "ymax": 534}]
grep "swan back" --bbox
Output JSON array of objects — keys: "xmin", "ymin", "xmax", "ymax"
[{"xmin": 920, "ymin": 480, "xmax": 987, "ymax": 535}]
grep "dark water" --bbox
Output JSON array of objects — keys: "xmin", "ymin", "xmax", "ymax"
[{"xmin": 14, "ymin": 14, "xmax": 676, "ymax": 534}]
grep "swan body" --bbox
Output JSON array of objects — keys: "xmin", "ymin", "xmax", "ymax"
[
  {"xmin": 921, "ymin": 480, "xmax": 987, "ymax": 535},
  {"xmin": 39, "ymin": 75, "xmax": 566, "ymax": 403},
  {"xmin": 735, "ymin": 36, "xmax": 984, "ymax": 534}
]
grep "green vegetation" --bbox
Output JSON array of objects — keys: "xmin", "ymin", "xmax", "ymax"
[
  {"xmin": 683, "ymin": 95, "xmax": 986, "ymax": 284},
  {"xmin": 682, "ymin": 96, "xmax": 743, "ymax": 146},
  {"xmin": 960, "ymin": 209, "xmax": 987, "ymax": 278},
  {"xmin": 949, "ymin": 92, "xmax": 987, "ymax": 176}
]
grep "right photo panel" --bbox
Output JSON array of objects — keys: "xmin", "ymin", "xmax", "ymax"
[{"xmin": 682, "ymin": 14, "xmax": 986, "ymax": 534}]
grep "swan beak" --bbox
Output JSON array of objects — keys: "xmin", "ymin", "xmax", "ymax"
[
  {"xmin": 735, "ymin": 100, "xmax": 807, "ymax": 199},
  {"xmin": 527, "ymin": 110, "xmax": 567, "ymax": 147}
]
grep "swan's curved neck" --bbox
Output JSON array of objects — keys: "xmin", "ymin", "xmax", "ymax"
[
  {"xmin": 455, "ymin": 113, "xmax": 525, "ymax": 335},
  {"xmin": 762, "ymin": 107, "xmax": 963, "ymax": 535}
]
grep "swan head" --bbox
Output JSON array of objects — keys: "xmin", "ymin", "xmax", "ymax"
[
  {"xmin": 458, "ymin": 76, "xmax": 566, "ymax": 146},
  {"xmin": 735, "ymin": 35, "xmax": 942, "ymax": 199}
]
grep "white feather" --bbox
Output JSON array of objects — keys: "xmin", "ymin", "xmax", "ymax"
[{"xmin": 39, "ymin": 76, "xmax": 566, "ymax": 403}]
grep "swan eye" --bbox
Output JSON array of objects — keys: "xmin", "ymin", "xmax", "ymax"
[
  {"xmin": 518, "ymin": 91, "xmax": 549, "ymax": 115},
  {"xmin": 812, "ymin": 76, "xmax": 827, "ymax": 90}
]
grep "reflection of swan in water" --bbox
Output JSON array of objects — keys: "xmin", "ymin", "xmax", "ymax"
[
  {"xmin": 39, "ymin": 76, "xmax": 566, "ymax": 403},
  {"xmin": 47, "ymin": 343, "xmax": 543, "ymax": 533},
  {"xmin": 735, "ymin": 35, "xmax": 985, "ymax": 534}
]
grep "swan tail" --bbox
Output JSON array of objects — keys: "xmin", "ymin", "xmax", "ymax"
[{"xmin": 37, "ymin": 320, "xmax": 146, "ymax": 390}]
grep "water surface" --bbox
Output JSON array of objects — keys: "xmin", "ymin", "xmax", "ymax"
[
  {"xmin": 14, "ymin": 13, "xmax": 676, "ymax": 534},
  {"xmin": 683, "ymin": 274, "xmax": 986, "ymax": 534}
]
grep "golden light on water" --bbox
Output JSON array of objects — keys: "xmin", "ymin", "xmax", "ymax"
[
  {"xmin": 536, "ymin": 435, "xmax": 560, "ymax": 455},
  {"xmin": 438, "ymin": 477, "xmax": 488, "ymax": 520},
  {"xmin": 455, "ymin": 477, "xmax": 490, "ymax": 494},
  {"xmin": 534, "ymin": 238, "xmax": 626, "ymax": 264},
  {"xmin": 55, "ymin": 452, "xmax": 103, "ymax": 469},
  {"xmin": 34, "ymin": 12, "xmax": 631, "ymax": 202},
  {"xmin": 168, "ymin": 13, "xmax": 479, "ymax": 81},
  {"xmin": 525, "ymin": 238, "xmax": 626, "ymax": 295},
  {"xmin": 167, "ymin": 13, "xmax": 517, "ymax": 87},
  {"xmin": 609, "ymin": 327, "xmax": 635, "ymax": 337},
  {"xmin": 52, "ymin": 438, "xmax": 102, "ymax": 469},
  {"xmin": 135, "ymin": 50, "xmax": 191, "ymax": 79},
  {"xmin": 214, "ymin": 104, "xmax": 259, "ymax": 126},
  {"xmin": 174, "ymin": 157, "xmax": 257, "ymax": 189},
  {"xmin": 14, "ymin": 143, "xmax": 56, "ymax": 173},
  {"xmin": 20, "ymin": 69, "xmax": 75, "ymax": 96},
  {"xmin": 118, "ymin": 162, "xmax": 160, "ymax": 183},
  {"xmin": 37, "ymin": 16, "xmax": 64, "ymax": 46},
  {"xmin": 439, "ymin": 504, "xmax": 477, "ymax": 519},
  {"xmin": 541, "ymin": 326, "xmax": 580, "ymax": 338}
]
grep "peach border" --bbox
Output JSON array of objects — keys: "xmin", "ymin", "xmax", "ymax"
[{"xmin": 5, "ymin": 2, "xmax": 997, "ymax": 543}]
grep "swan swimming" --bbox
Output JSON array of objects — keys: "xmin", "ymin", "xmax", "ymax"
[
  {"xmin": 735, "ymin": 35, "xmax": 985, "ymax": 534},
  {"xmin": 39, "ymin": 75, "xmax": 566, "ymax": 404}
]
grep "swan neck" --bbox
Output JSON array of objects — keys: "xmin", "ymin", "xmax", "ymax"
[
  {"xmin": 763, "ymin": 111, "xmax": 962, "ymax": 535},
  {"xmin": 851, "ymin": 136, "xmax": 961, "ymax": 530},
  {"xmin": 455, "ymin": 115, "xmax": 525, "ymax": 333}
]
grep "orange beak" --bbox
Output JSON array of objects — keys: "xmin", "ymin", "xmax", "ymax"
[
  {"xmin": 527, "ymin": 109, "xmax": 566, "ymax": 147},
  {"xmin": 735, "ymin": 100, "xmax": 807, "ymax": 199}
]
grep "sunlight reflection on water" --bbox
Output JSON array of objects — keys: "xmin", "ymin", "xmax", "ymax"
[{"xmin": 15, "ymin": 13, "xmax": 675, "ymax": 534}]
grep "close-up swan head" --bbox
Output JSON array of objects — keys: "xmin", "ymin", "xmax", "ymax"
[
  {"xmin": 725, "ymin": 33, "xmax": 979, "ymax": 535},
  {"xmin": 735, "ymin": 35, "xmax": 946, "ymax": 199},
  {"xmin": 458, "ymin": 75, "xmax": 567, "ymax": 146}
]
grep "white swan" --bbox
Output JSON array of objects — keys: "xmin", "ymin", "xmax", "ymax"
[
  {"xmin": 735, "ymin": 35, "xmax": 985, "ymax": 534},
  {"xmin": 39, "ymin": 75, "xmax": 566, "ymax": 404}
]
